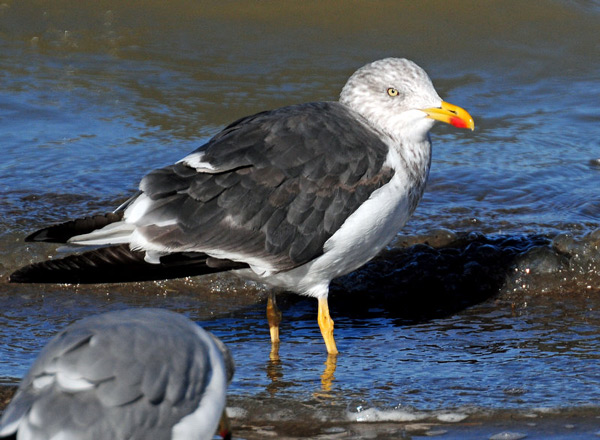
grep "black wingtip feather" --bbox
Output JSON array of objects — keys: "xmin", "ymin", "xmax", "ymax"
[
  {"xmin": 9, "ymin": 245, "xmax": 249, "ymax": 284},
  {"xmin": 25, "ymin": 212, "xmax": 125, "ymax": 243}
]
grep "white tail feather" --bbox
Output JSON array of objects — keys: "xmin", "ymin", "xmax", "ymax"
[{"xmin": 68, "ymin": 222, "xmax": 135, "ymax": 246}]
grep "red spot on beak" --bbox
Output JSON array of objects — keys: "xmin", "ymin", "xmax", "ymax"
[{"xmin": 450, "ymin": 116, "xmax": 470, "ymax": 129}]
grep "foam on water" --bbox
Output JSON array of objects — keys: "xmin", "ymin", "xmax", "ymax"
[
  {"xmin": 489, "ymin": 432, "xmax": 528, "ymax": 440},
  {"xmin": 225, "ymin": 407, "xmax": 248, "ymax": 420},
  {"xmin": 348, "ymin": 407, "xmax": 428, "ymax": 423},
  {"xmin": 346, "ymin": 407, "xmax": 469, "ymax": 424}
]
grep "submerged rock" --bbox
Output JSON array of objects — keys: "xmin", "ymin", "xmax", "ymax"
[{"xmin": 514, "ymin": 247, "xmax": 567, "ymax": 275}]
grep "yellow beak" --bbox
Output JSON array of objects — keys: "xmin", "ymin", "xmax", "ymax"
[{"xmin": 424, "ymin": 101, "xmax": 475, "ymax": 130}]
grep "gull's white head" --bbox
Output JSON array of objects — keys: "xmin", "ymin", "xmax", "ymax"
[{"xmin": 339, "ymin": 58, "xmax": 474, "ymax": 142}]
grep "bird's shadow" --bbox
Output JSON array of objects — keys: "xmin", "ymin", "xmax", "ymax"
[{"xmin": 278, "ymin": 231, "xmax": 559, "ymax": 327}]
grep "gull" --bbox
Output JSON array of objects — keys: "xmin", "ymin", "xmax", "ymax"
[
  {"xmin": 10, "ymin": 58, "xmax": 474, "ymax": 355},
  {"xmin": 0, "ymin": 308, "xmax": 234, "ymax": 440}
]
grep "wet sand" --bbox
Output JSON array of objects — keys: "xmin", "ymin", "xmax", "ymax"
[
  {"xmin": 229, "ymin": 412, "xmax": 600, "ymax": 439},
  {"xmin": 2, "ymin": 384, "xmax": 599, "ymax": 439}
]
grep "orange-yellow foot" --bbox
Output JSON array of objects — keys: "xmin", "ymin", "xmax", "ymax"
[
  {"xmin": 317, "ymin": 296, "xmax": 338, "ymax": 355},
  {"xmin": 266, "ymin": 292, "xmax": 282, "ymax": 344}
]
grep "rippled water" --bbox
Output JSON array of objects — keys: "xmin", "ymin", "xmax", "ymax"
[{"xmin": 1, "ymin": 1, "xmax": 600, "ymax": 438}]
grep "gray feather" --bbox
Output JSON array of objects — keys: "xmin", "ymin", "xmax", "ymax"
[
  {"xmin": 132, "ymin": 102, "xmax": 393, "ymax": 270},
  {"xmin": 0, "ymin": 309, "xmax": 232, "ymax": 440}
]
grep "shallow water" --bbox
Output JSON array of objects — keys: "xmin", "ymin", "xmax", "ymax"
[{"xmin": 1, "ymin": 0, "xmax": 600, "ymax": 438}]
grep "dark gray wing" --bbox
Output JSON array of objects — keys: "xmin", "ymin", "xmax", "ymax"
[
  {"xmin": 24, "ymin": 212, "xmax": 125, "ymax": 243},
  {"xmin": 135, "ymin": 101, "xmax": 394, "ymax": 271},
  {"xmin": 24, "ymin": 194, "xmax": 140, "ymax": 244},
  {"xmin": 9, "ymin": 244, "xmax": 248, "ymax": 283},
  {"xmin": 0, "ymin": 309, "xmax": 218, "ymax": 440}
]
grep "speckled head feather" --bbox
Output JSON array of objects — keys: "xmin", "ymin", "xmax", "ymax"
[{"xmin": 339, "ymin": 58, "xmax": 442, "ymax": 140}]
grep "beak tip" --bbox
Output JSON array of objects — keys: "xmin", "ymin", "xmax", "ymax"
[{"xmin": 426, "ymin": 101, "xmax": 474, "ymax": 131}]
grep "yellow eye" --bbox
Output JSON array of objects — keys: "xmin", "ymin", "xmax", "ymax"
[{"xmin": 387, "ymin": 87, "xmax": 399, "ymax": 97}]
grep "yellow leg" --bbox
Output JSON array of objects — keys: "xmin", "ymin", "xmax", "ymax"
[
  {"xmin": 317, "ymin": 296, "xmax": 338, "ymax": 355},
  {"xmin": 266, "ymin": 292, "xmax": 282, "ymax": 344}
]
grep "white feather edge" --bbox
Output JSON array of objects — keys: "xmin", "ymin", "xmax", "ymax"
[
  {"xmin": 32, "ymin": 372, "xmax": 95, "ymax": 393},
  {"xmin": 176, "ymin": 152, "xmax": 220, "ymax": 173},
  {"xmin": 171, "ymin": 326, "xmax": 228, "ymax": 440},
  {"xmin": 0, "ymin": 372, "xmax": 96, "ymax": 436},
  {"xmin": 67, "ymin": 222, "xmax": 136, "ymax": 246},
  {"xmin": 0, "ymin": 418, "xmax": 18, "ymax": 436}
]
